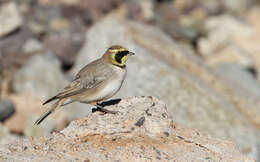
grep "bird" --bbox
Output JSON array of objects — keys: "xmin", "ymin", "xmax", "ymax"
[{"xmin": 34, "ymin": 45, "xmax": 134, "ymax": 125}]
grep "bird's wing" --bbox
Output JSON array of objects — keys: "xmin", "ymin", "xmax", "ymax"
[
  {"xmin": 55, "ymin": 75, "xmax": 106, "ymax": 98},
  {"xmin": 55, "ymin": 59, "xmax": 110, "ymax": 99}
]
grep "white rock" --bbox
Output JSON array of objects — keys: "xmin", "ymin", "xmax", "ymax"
[
  {"xmin": 198, "ymin": 14, "xmax": 254, "ymax": 56},
  {"xmin": 12, "ymin": 52, "xmax": 67, "ymax": 99},
  {"xmin": 0, "ymin": 2, "xmax": 22, "ymax": 37},
  {"xmin": 22, "ymin": 39, "xmax": 43, "ymax": 53}
]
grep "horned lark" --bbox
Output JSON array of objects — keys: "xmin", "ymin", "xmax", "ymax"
[{"xmin": 34, "ymin": 45, "xmax": 134, "ymax": 125}]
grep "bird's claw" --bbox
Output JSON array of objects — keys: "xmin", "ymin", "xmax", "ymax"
[{"xmin": 92, "ymin": 105, "xmax": 118, "ymax": 114}]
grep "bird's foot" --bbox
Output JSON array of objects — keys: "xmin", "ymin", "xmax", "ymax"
[{"xmin": 92, "ymin": 105, "xmax": 118, "ymax": 114}]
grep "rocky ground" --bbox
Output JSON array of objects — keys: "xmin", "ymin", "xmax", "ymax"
[
  {"xmin": 1, "ymin": 0, "xmax": 260, "ymax": 161},
  {"xmin": 0, "ymin": 96, "xmax": 254, "ymax": 161}
]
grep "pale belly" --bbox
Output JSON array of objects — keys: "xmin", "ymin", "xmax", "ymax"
[
  {"xmin": 96, "ymin": 77, "xmax": 124, "ymax": 100},
  {"xmin": 81, "ymin": 70, "xmax": 126, "ymax": 103}
]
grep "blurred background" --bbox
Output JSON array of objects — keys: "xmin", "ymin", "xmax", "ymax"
[{"xmin": 0, "ymin": 0, "xmax": 260, "ymax": 160}]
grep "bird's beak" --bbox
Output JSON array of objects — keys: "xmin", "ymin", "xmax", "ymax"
[{"xmin": 128, "ymin": 51, "xmax": 135, "ymax": 56}]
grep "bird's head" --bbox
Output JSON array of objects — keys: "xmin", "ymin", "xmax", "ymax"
[{"xmin": 102, "ymin": 45, "xmax": 134, "ymax": 67}]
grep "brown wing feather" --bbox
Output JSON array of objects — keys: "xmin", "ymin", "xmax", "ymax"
[
  {"xmin": 42, "ymin": 76, "xmax": 82, "ymax": 105},
  {"xmin": 42, "ymin": 59, "xmax": 111, "ymax": 105}
]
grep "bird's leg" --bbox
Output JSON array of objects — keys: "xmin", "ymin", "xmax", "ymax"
[{"xmin": 92, "ymin": 104, "xmax": 118, "ymax": 114}]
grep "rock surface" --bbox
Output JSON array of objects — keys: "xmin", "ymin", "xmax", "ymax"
[
  {"xmin": 199, "ymin": 14, "xmax": 260, "ymax": 81},
  {"xmin": 0, "ymin": 2, "xmax": 22, "ymax": 37},
  {"xmin": 0, "ymin": 97, "xmax": 254, "ymax": 161},
  {"xmin": 10, "ymin": 53, "xmax": 69, "ymax": 134},
  {"xmin": 72, "ymin": 12, "xmax": 260, "ymax": 159},
  {"xmin": 0, "ymin": 123, "xmax": 20, "ymax": 145},
  {"xmin": 0, "ymin": 100, "xmax": 15, "ymax": 122},
  {"xmin": 9, "ymin": 53, "xmax": 90, "ymax": 135},
  {"xmin": 214, "ymin": 63, "xmax": 260, "ymax": 97},
  {"xmin": 3, "ymin": 94, "xmax": 49, "ymax": 134},
  {"xmin": 22, "ymin": 39, "xmax": 44, "ymax": 54},
  {"xmin": 12, "ymin": 52, "xmax": 68, "ymax": 99}
]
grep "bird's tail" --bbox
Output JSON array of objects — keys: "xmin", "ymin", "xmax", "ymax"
[{"xmin": 34, "ymin": 99, "xmax": 64, "ymax": 125}]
